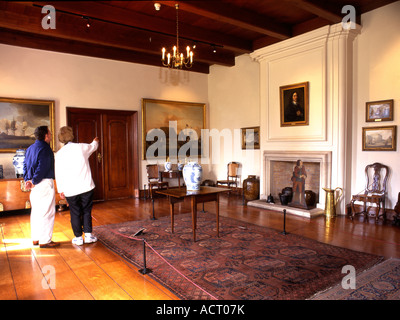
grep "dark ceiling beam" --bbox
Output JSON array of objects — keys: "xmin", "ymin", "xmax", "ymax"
[
  {"xmin": 292, "ymin": 17, "xmax": 332, "ymax": 37},
  {"xmin": 0, "ymin": 2, "xmax": 235, "ymax": 67},
  {"xmin": 34, "ymin": 1, "xmax": 252, "ymax": 54},
  {"xmin": 162, "ymin": 1, "xmax": 291, "ymax": 40},
  {"xmin": 0, "ymin": 27, "xmax": 210, "ymax": 73},
  {"xmin": 287, "ymin": 0, "xmax": 343, "ymax": 23}
]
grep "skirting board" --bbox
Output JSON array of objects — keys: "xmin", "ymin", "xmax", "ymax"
[{"xmin": 247, "ymin": 199, "xmax": 325, "ymax": 219}]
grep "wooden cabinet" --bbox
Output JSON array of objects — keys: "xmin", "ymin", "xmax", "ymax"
[{"xmin": 0, "ymin": 179, "xmax": 64, "ymax": 212}]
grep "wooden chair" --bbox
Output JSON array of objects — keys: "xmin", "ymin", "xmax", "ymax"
[
  {"xmin": 146, "ymin": 164, "xmax": 168, "ymax": 199},
  {"xmin": 350, "ymin": 162, "xmax": 389, "ymax": 222},
  {"xmin": 393, "ymin": 192, "xmax": 400, "ymax": 226},
  {"xmin": 216, "ymin": 162, "xmax": 241, "ymax": 194}
]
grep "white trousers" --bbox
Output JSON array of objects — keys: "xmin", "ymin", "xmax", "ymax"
[{"xmin": 30, "ymin": 179, "xmax": 56, "ymax": 244}]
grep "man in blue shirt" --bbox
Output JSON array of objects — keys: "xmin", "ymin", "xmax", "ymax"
[{"xmin": 23, "ymin": 126, "xmax": 59, "ymax": 248}]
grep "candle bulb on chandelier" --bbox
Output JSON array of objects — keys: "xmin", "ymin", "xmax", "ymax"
[
  {"xmin": 173, "ymin": 46, "xmax": 176, "ymax": 57},
  {"xmin": 190, "ymin": 51, "xmax": 193, "ymax": 63},
  {"xmin": 162, "ymin": 47, "xmax": 165, "ymax": 60},
  {"xmin": 167, "ymin": 53, "xmax": 170, "ymax": 64},
  {"xmin": 186, "ymin": 46, "xmax": 190, "ymax": 58}
]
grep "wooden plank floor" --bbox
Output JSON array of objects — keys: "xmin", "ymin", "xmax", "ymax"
[{"xmin": 1, "ymin": 194, "xmax": 400, "ymax": 300}]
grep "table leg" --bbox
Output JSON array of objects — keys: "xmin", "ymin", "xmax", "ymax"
[
  {"xmin": 151, "ymin": 198, "xmax": 156, "ymax": 220},
  {"xmin": 170, "ymin": 200, "xmax": 174, "ymax": 233},
  {"xmin": 216, "ymin": 194, "xmax": 220, "ymax": 238},
  {"xmin": 191, "ymin": 196, "xmax": 197, "ymax": 242}
]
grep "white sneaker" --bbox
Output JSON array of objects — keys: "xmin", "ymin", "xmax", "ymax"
[
  {"xmin": 84, "ymin": 233, "xmax": 97, "ymax": 244},
  {"xmin": 72, "ymin": 236, "xmax": 83, "ymax": 246}
]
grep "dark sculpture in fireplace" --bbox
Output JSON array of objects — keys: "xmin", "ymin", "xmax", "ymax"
[{"xmin": 289, "ymin": 159, "xmax": 308, "ymax": 209}]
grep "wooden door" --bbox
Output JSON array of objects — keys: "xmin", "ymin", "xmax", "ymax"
[
  {"xmin": 102, "ymin": 112, "xmax": 135, "ymax": 199},
  {"xmin": 67, "ymin": 110, "xmax": 104, "ymax": 201},
  {"xmin": 66, "ymin": 107, "xmax": 139, "ymax": 201}
]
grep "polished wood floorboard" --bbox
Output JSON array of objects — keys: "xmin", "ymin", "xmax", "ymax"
[{"xmin": 1, "ymin": 194, "xmax": 399, "ymax": 300}]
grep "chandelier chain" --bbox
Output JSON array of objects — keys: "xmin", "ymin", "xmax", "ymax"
[{"xmin": 176, "ymin": 4, "xmax": 179, "ymax": 54}]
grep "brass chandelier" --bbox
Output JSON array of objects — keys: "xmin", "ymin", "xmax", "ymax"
[{"xmin": 161, "ymin": 4, "xmax": 193, "ymax": 69}]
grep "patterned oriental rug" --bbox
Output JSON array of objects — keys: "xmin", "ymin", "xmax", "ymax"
[
  {"xmin": 310, "ymin": 258, "xmax": 400, "ymax": 300},
  {"xmin": 93, "ymin": 212, "xmax": 383, "ymax": 300}
]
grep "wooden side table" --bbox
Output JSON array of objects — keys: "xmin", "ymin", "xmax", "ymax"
[{"xmin": 160, "ymin": 170, "xmax": 183, "ymax": 188}]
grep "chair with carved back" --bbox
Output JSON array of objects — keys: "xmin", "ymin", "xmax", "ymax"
[
  {"xmin": 146, "ymin": 164, "xmax": 168, "ymax": 199},
  {"xmin": 350, "ymin": 162, "xmax": 389, "ymax": 222},
  {"xmin": 216, "ymin": 162, "xmax": 241, "ymax": 194}
]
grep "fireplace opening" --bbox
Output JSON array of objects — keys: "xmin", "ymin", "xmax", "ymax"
[
  {"xmin": 270, "ymin": 160, "xmax": 320, "ymax": 205},
  {"xmin": 263, "ymin": 150, "xmax": 332, "ymax": 210}
]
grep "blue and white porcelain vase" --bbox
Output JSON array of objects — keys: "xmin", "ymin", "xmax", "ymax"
[
  {"xmin": 13, "ymin": 149, "xmax": 26, "ymax": 178},
  {"xmin": 183, "ymin": 161, "xmax": 202, "ymax": 191},
  {"xmin": 164, "ymin": 161, "xmax": 172, "ymax": 172}
]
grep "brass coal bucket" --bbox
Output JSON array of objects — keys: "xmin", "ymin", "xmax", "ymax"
[{"xmin": 323, "ymin": 187, "xmax": 343, "ymax": 218}]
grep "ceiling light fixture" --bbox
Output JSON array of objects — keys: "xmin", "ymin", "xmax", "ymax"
[
  {"xmin": 83, "ymin": 16, "xmax": 91, "ymax": 28},
  {"xmin": 154, "ymin": 3, "xmax": 161, "ymax": 11},
  {"xmin": 161, "ymin": 4, "xmax": 193, "ymax": 69}
]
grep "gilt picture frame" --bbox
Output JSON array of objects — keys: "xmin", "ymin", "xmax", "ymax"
[
  {"xmin": 241, "ymin": 126, "xmax": 260, "ymax": 150},
  {"xmin": 362, "ymin": 125, "xmax": 397, "ymax": 151},
  {"xmin": 366, "ymin": 99, "xmax": 394, "ymax": 122},
  {"xmin": 0, "ymin": 97, "xmax": 55, "ymax": 153},
  {"xmin": 280, "ymin": 82, "xmax": 309, "ymax": 127},
  {"xmin": 142, "ymin": 98, "xmax": 206, "ymax": 160}
]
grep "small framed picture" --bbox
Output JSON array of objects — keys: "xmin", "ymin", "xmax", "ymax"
[
  {"xmin": 280, "ymin": 82, "xmax": 309, "ymax": 127},
  {"xmin": 241, "ymin": 126, "xmax": 260, "ymax": 150},
  {"xmin": 362, "ymin": 125, "xmax": 397, "ymax": 151},
  {"xmin": 366, "ymin": 99, "xmax": 393, "ymax": 122}
]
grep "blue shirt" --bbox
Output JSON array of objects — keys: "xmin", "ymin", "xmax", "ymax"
[{"xmin": 23, "ymin": 140, "xmax": 55, "ymax": 185}]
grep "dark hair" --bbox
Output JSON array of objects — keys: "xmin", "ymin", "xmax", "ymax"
[{"xmin": 34, "ymin": 126, "xmax": 49, "ymax": 141}]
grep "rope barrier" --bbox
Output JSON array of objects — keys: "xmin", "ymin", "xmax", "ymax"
[{"xmin": 102, "ymin": 226, "xmax": 218, "ymax": 300}]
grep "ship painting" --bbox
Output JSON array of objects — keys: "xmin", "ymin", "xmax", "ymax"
[{"xmin": 0, "ymin": 99, "xmax": 53, "ymax": 151}]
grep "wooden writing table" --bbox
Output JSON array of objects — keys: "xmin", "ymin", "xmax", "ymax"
[{"xmin": 156, "ymin": 186, "xmax": 230, "ymax": 241}]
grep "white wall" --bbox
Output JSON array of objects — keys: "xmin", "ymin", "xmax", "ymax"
[
  {"xmin": 352, "ymin": 1, "xmax": 400, "ymax": 209},
  {"xmin": 208, "ymin": 54, "xmax": 260, "ymax": 183},
  {"xmin": 0, "ymin": 44, "xmax": 208, "ymax": 186}
]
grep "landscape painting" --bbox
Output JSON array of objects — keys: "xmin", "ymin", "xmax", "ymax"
[{"xmin": 362, "ymin": 126, "xmax": 396, "ymax": 151}]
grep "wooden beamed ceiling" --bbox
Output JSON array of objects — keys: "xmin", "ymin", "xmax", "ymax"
[{"xmin": 0, "ymin": 1, "xmax": 397, "ymax": 74}]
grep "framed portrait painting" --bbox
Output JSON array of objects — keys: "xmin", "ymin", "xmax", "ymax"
[
  {"xmin": 362, "ymin": 125, "xmax": 397, "ymax": 151},
  {"xmin": 241, "ymin": 126, "xmax": 260, "ymax": 150},
  {"xmin": 366, "ymin": 99, "xmax": 394, "ymax": 122},
  {"xmin": 142, "ymin": 98, "xmax": 206, "ymax": 160},
  {"xmin": 280, "ymin": 82, "xmax": 309, "ymax": 127},
  {"xmin": 0, "ymin": 97, "xmax": 55, "ymax": 152}
]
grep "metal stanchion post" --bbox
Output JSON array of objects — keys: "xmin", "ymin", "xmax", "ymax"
[
  {"xmin": 138, "ymin": 239, "xmax": 152, "ymax": 275},
  {"xmin": 281, "ymin": 209, "xmax": 288, "ymax": 235}
]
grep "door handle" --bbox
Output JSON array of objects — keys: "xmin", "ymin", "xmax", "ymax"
[{"xmin": 97, "ymin": 153, "xmax": 102, "ymax": 163}]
